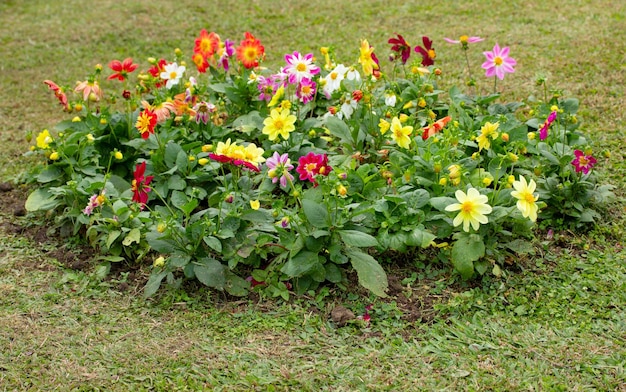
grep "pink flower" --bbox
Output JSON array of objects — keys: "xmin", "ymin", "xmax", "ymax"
[
  {"xmin": 444, "ymin": 35, "xmax": 484, "ymax": 49},
  {"xmin": 297, "ymin": 78, "xmax": 317, "ymax": 104},
  {"xmin": 296, "ymin": 152, "xmax": 332, "ymax": 187},
  {"xmin": 539, "ymin": 111, "xmax": 558, "ymax": 141},
  {"xmin": 571, "ymin": 150, "xmax": 597, "ymax": 174},
  {"xmin": 266, "ymin": 152, "xmax": 294, "ymax": 188},
  {"xmin": 284, "ymin": 51, "xmax": 320, "ymax": 85},
  {"xmin": 481, "ymin": 43, "xmax": 517, "ymax": 80}
]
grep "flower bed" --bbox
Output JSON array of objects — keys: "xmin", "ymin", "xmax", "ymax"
[{"xmin": 24, "ymin": 31, "xmax": 614, "ymax": 298}]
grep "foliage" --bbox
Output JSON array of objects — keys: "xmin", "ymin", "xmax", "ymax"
[{"xmin": 23, "ymin": 30, "xmax": 614, "ymax": 297}]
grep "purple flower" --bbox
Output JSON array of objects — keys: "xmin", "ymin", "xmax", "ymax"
[
  {"xmin": 266, "ymin": 151, "xmax": 294, "ymax": 188},
  {"xmin": 193, "ymin": 101, "xmax": 216, "ymax": 124},
  {"xmin": 219, "ymin": 39, "xmax": 235, "ymax": 71},
  {"xmin": 481, "ymin": 43, "xmax": 517, "ymax": 80},
  {"xmin": 571, "ymin": 150, "xmax": 597, "ymax": 174},
  {"xmin": 539, "ymin": 111, "xmax": 558, "ymax": 141}
]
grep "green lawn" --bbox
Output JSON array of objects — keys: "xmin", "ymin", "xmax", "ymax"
[{"xmin": 0, "ymin": 0, "xmax": 624, "ymax": 390}]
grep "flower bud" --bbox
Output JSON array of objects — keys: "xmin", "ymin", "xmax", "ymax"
[
  {"xmin": 114, "ymin": 151, "xmax": 123, "ymax": 160},
  {"xmin": 100, "ymin": 118, "xmax": 108, "ymax": 125},
  {"xmin": 174, "ymin": 48, "xmax": 183, "ymax": 56},
  {"xmin": 153, "ymin": 256, "xmax": 165, "ymax": 268},
  {"xmin": 74, "ymin": 103, "xmax": 83, "ymax": 112},
  {"xmin": 198, "ymin": 158, "xmax": 209, "ymax": 166},
  {"xmin": 157, "ymin": 222, "xmax": 167, "ymax": 233},
  {"xmin": 201, "ymin": 144, "xmax": 213, "ymax": 153},
  {"xmin": 225, "ymin": 194, "xmax": 234, "ymax": 203},
  {"xmin": 501, "ymin": 132, "xmax": 509, "ymax": 142},
  {"xmin": 337, "ymin": 184, "xmax": 348, "ymax": 197},
  {"xmin": 527, "ymin": 132, "xmax": 536, "ymax": 140},
  {"xmin": 439, "ymin": 177, "xmax": 448, "ymax": 186},
  {"xmin": 49, "ymin": 151, "xmax": 60, "ymax": 160},
  {"xmin": 352, "ymin": 90, "xmax": 363, "ymax": 102},
  {"xmin": 72, "ymin": 116, "xmax": 81, "ymax": 122}
]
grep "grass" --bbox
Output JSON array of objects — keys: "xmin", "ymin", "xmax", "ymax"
[{"xmin": 1, "ymin": 0, "xmax": 625, "ymax": 390}]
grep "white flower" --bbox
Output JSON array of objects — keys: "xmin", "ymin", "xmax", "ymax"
[
  {"xmin": 338, "ymin": 98, "xmax": 358, "ymax": 119},
  {"xmin": 160, "ymin": 62, "xmax": 186, "ymax": 89},
  {"xmin": 445, "ymin": 188, "xmax": 493, "ymax": 232},
  {"xmin": 346, "ymin": 67, "xmax": 361, "ymax": 82},
  {"xmin": 323, "ymin": 64, "xmax": 348, "ymax": 96},
  {"xmin": 385, "ymin": 93, "xmax": 397, "ymax": 107}
]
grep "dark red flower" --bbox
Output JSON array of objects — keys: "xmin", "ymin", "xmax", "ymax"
[
  {"xmin": 388, "ymin": 34, "xmax": 411, "ymax": 64},
  {"xmin": 414, "ymin": 36, "xmax": 436, "ymax": 66},
  {"xmin": 296, "ymin": 152, "xmax": 332, "ymax": 187},
  {"xmin": 131, "ymin": 162, "xmax": 153, "ymax": 208},
  {"xmin": 108, "ymin": 57, "xmax": 138, "ymax": 81}
]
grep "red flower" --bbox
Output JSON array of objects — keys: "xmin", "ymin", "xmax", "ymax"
[
  {"xmin": 43, "ymin": 80, "xmax": 70, "ymax": 111},
  {"xmin": 147, "ymin": 59, "xmax": 167, "ymax": 88},
  {"xmin": 236, "ymin": 32, "xmax": 265, "ymax": 69},
  {"xmin": 194, "ymin": 29, "xmax": 221, "ymax": 59},
  {"xmin": 131, "ymin": 162, "xmax": 153, "ymax": 208},
  {"xmin": 388, "ymin": 34, "xmax": 411, "ymax": 64},
  {"xmin": 136, "ymin": 109, "xmax": 157, "ymax": 139},
  {"xmin": 414, "ymin": 36, "xmax": 436, "ymax": 66},
  {"xmin": 108, "ymin": 57, "xmax": 138, "ymax": 81},
  {"xmin": 296, "ymin": 152, "xmax": 332, "ymax": 186},
  {"xmin": 208, "ymin": 153, "xmax": 260, "ymax": 172},
  {"xmin": 422, "ymin": 116, "xmax": 451, "ymax": 140},
  {"xmin": 571, "ymin": 150, "xmax": 597, "ymax": 174}
]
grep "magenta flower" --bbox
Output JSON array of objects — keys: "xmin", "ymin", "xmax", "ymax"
[
  {"xmin": 297, "ymin": 78, "xmax": 317, "ymax": 104},
  {"xmin": 539, "ymin": 111, "xmax": 558, "ymax": 141},
  {"xmin": 414, "ymin": 36, "xmax": 436, "ymax": 66},
  {"xmin": 571, "ymin": 150, "xmax": 597, "ymax": 174},
  {"xmin": 388, "ymin": 34, "xmax": 411, "ymax": 64},
  {"xmin": 444, "ymin": 35, "xmax": 484, "ymax": 49},
  {"xmin": 193, "ymin": 101, "xmax": 216, "ymax": 124},
  {"xmin": 284, "ymin": 51, "xmax": 320, "ymax": 85},
  {"xmin": 219, "ymin": 39, "xmax": 235, "ymax": 71},
  {"xmin": 296, "ymin": 152, "xmax": 332, "ymax": 187},
  {"xmin": 481, "ymin": 43, "xmax": 517, "ymax": 80},
  {"xmin": 266, "ymin": 152, "xmax": 295, "ymax": 188}
]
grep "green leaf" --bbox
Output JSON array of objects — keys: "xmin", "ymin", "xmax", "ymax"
[
  {"xmin": 164, "ymin": 142, "xmax": 183, "ymax": 168},
  {"xmin": 405, "ymin": 227, "xmax": 436, "ymax": 248},
  {"xmin": 506, "ymin": 239, "xmax": 535, "ymax": 255},
  {"xmin": 451, "ymin": 234, "xmax": 485, "ymax": 279},
  {"xmin": 168, "ymin": 175, "xmax": 186, "ymax": 190},
  {"xmin": 122, "ymin": 228, "xmax": 141, "ymax": 246},
  {"xmin": 345, "ymin": 248, "xmax": 388, "ymax": 297},
  {"xmin": 430, "ymin": 196, "xmax": 458, "ymax": 211},
  {"xmin": 203, "ymin": 236, "xmax": 222, "ymax": 252},
  {"xmin": 324, "ymin": 263, "xmax": 343, "ymax": 283},
  {"xmin": 194, "ymin": 258, "xmax": 225, "ymax": 289},
  {"xmin": 25, "ymin": 188, "xmax": 59, "ymax": 211},
  {"xmin": 106, "ymin": 230, "xmax": 121, "ymax": 249},
  {"xmin": 143, "ymin": 270, "xmax": 168, "ymax": 298},
  {"xmin": 339, "ymin": 230, "xmax": 378, "ymax": 248},
  {"xmin": 224, "ymin": 270, "xmax": 250, "ymax": 297},
  {"xmin": 36, "ymin": 166, "xmax": 63, "ymax": 183},
  {"xmin": 281, "ymin": 250, "xmax": 320, "ymax": 277},
  {"xmin": 302, "ymin": 199, "xmax": 330, "ymax": 228},
  {"xmin": 324, "ymin": 115, "xmax": 353, "ymax": 146}
]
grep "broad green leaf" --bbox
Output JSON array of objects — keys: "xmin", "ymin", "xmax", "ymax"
[
  {"xmin": 194, "ymin": 258, "xmax": 225, "ymax": 289},
  {"xmin": 346, "ymin": 248, "xmax": 388, "ymax": 297},
  {"xmin": 164, "ymin": 142, "xmax": 183, "ymax": 168},
  {"xmin": 203, "ymin": 236, "xmax": 222, "ymax": 252},
  {"xmin": 506, "ymin": 239, "xmax": 535, "ymax": 255},
  {"xmin": 405, "ymin": 227, "xmax": 436, "ymax": 248},
  {"xmin": 224, "ymin": 270, "xmax": 250, "ymax": 297},
  {"xmin": 143, "ymin": 270, "xmax": 168, "ymax": 298},
  {"xmin": 430, "ymin": 196, "xmax": 458, "ymax": 211},
  {"xmin": 106, "ymin": 230, "xmax": 121, "ymax": 249},
  {"xmin": 168, "ymin": 175, "xmax": 186, "ymax": 190},
  {"xmin": 281, "ymin": 250, "xmax": 320, "ymax": 277},
  {"xmin": 339, "ymin": 229, "xmax": 379, "ymax": 248},
  {"xmin": 25, "ymin": 188, "xmax": 59, "ymax": 211},
  {"xmin": 324, "ymin": 115, "xmax": 353, "ymax": 145},
  {"xmin": 302, "ymin": 199, "xmax": 330, "ymax": 228},
  {"xmin": 324, "ymin": 263, "xmax": 343, "ymax": 283},
  {"xmin": 36, "ymin": 166, "xmax": 63, "ymax": 183},
  {"xmin": 122, "ymin": 228, "xmax": 141, "ymax": 246},
  {"xmin": 451, "ymin": 234, "xmax": 485, "ymax": 279}
]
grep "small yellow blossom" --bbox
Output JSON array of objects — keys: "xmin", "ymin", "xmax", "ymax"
[
  {"xmin": 445, "ymin": 188, "xmax": 493, "ymax": 232},
  {"xmin": 250, "ymin": 200, "xmax": 260, "ymax": 210},
  {"xmin": 86, "ymin": 133, "xmax": 95, "ymax": 142},
  {"xmin": 379, "ymin": 118, "xmax": 391, "ymax": 135},
  {"xmin": 527, "ymin": 132, "xmax": 536, "ymax": 140},
  {"xmin": 49, "ymin": 151, "xmax": 60, "ymax": 160},
  {"xmin": 439, "ymin": 177, "xmax": 448, "ymax": 186},
  {"xmin": 198, "ymin": 158, "xmax": 209, "ymax": 166},
  {"xmin": 72, "ymin": 116, "xmax": 81, "ymax": 123},
  {"xmin": 114, "ymin": 151, "xmax": 123, "ymax": 160},
  {"xmin": 153, "ymin": 256, "xmax": 165, "ymax": 268}
]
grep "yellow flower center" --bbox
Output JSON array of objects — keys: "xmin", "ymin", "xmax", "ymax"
[
  {"xmin": 494, "ymin": 57, "xmax": 503, "ymax": 66},
  {"xmin": 169, "ymin": 71, "xmax": 177, "ymax": 79},
  {"xmin": 273, "ymin": 119, "xmax": 284, "ymax": 130},
  {"xmin": 524, "ymin": 192, "xmax": 536, "ymax": 203},
  {"xmin": 305, "ymin": 163, "xmax": 317, "ymax": 172},
  {"xmin": 296, "ymin": 63, "xmax": 307, "ymax": 72},
  {"xmin": 579, "ymin": 156, "xmax": 588, "ymax": 165},
  {"xmin": 460, "ymin": 35, "xmax": 469, "ymax": 43},
  {"xmin": 461, "ymin": 201, "xmax": 474, "ymax": 213},
  {"xmin": 330, "ymin": 72, "xmax": 338, "ymax": 80},
  {"xmin": 428, "ymin": 49, "xmax": 436, "ymax": 59}
]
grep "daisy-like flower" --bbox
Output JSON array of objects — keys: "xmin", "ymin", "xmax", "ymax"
[
  {"xmin": 338, "ymin": 98, "xmax": 358, "ymax": 120},
  {"xmin": 193, "ymin": 101, "xmax": 216, "ymax": 124},
  {"xmin": 236, "ymin": 32, "xmax": 265, "ymax": 69},
  {"xmin": 141, "ymin": 100, "xmax": 175, "ymax": 123},
  {"xmin": 136, "ymin": 109, "xmax": 158, "ymax": 139},
  {"xmin": 422, "ymin": 116, "xmax": 452, "ymax": 140},
  {"xmin": 262, "ymin": 108, "xmax": 297, "ymax": 141},
  {"xmin": 444, "ymin": 35, "xmax": 484, "ymax": 49},
  {"xmin": 284, "ymin": 51, "xmax": 320, "ymax": 85},
  {"xmin": 147, "ymin": 59, "xmax": 167, "ymax": 88},
  {"xmin": 571, "ymin": 150, "xmax": 597, "ymax": 174},
  {"xmin": 297, "ymin": 78, "xmax": 317, "ymax": 104},
  {"xmin": 131, "ymin": 162, "xmax": 153, "ymax": 209},
  {"xmin": 445, "ymin": 188, "xmax": 493, "ymax": 232},
  {"xmin": 510, "ymin": 176, "xmax": 539, "ymax": 222},
  {"xmin": 75, "ymin": 80, "xmax": 102, "ymax": 102},
  {"xmin": 266, "ymin": 151, "xmax": 295, "ymax": 188},
  {"xmin": 108, "ymin": 58, "xmax": 138, "ymax": 81},
  {"xmin": 385, "ymin": 92, "xmax": 397, "ymax": 107},
  {"xmin": 539, "ymin": 111, "xmax": 557, "ymax": 141},
  {"xmin": 358, "ymin": 39, "xmax": 378, "ymax": 76},
  {"xmin": 390, "ymin": 117, "xmax": 413, "ymax": 149},
  {"xmin": 297, "ymin": 152, "xmax": 332, "ymax": 186},
  {"xmin": 346, "ymin": 67, "xmax": 361, "ymax": 82},
  {"xmin": 43, "ymin": 80, "xmax": 70, "ymax": 110},
  {"xmin": 83, "ymin": 191, "xmax": 106, "ymax": 216},
  {"xmin": 209, "ymin": 139, "xmax": 264, "ymax": 172},
  {"xmin": 388, "ymin": 33, "xmax": 411, "ymax": 64},
  {"xmin": 323, "ymin": 64, "xmax": 349, "ymax": 96},
  {"xmin": 476, "ymin": 121, "xmax": 500, "ymax": 151},
  {"xmin": 379, "ymin": 118, "xmax": 391, "ymax": 135},
  {"xmin": 481, "ymin": 43, "xmax": 517, "ymax": 80},
  {"xmin": 414, "ymin": 36, "xmax": 436, "ymax": 66},
  {"xmin": 193, "ymin": 29, "xmax": 221, "ymax": 59},
  {"xmin": 160, "ymin": 62, "xmax": 186, "ymax": 89},
  {"xmin": 36, "ymin": 129, "xmax": 53, "ymax": 149}
]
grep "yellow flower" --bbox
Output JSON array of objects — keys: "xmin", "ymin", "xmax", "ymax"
[
  {"xmin": 378, "ymin": 118, "xmax": 391, "ymax": 135},
  {"xmin": 86, "ymin": 133, "xmax": 95, "ymax": 142},
  {"xmin": 114, "ymin": 151, "xmax": 123, "ymax": 160},
  {"xmin": 439, "ymin": 177, "xmax": 448, "ymax": 186},
  {"xmin": 36, "ymin": 129, "xmax": 53, "ymax": 149},
  {"xmin": 448, "ymin": 164, "xmax": 462, "ymax": 180},
  {"xmin": 511, "ymin": 176, "xmax": 539, "ymax": 222},
  {"xmin": 49, "ymin": 151, "xmax": 60, "ymax": 161},
  {"xmin": 268, "ymin": 86, "xmax": 284, "ymax": 107},
  {"xmin": 390, "ymin": 117, "xmax": 413, "ymax": 149},
  {"xmin": 250, "ymin": 200, "xmax": 260, "ymax": 210},
  {"xmin": 243, "ymin": 143, "xmax": 266, "ymax": 165},
  {"xmin": 358, "ymin": 39, "xmax": 378, "ymax": 76},
  {"xmin": 153, "ymin": 256, "xmax": 165, "ymax": 268},
  {"xmin": 476, "ymin": 121, "xmax": 499, "ymax": 151},
  {"xmin": 198, "ymin": 158, "xmax": 209, "ymax": 166},
  {"xmin": 262, "ymin": 108, "xmax": 297, "ymax": 141},
  {"xmin": 445, "ymin": 188, "xmax": 493, "ymax": 232},
  {"xmin": 72, "ymin": 116, "xmax": 82, "ymax": 122}
]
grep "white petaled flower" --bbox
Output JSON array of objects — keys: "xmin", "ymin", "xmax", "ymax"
[
  {"xmin": 323, "ymin": 64, "xmax": 348, "ymax": 96},
  {"xmin": 445, "ymin": 188, "xmax": 493, "ymax": 232},
  {"xmin": 510, "ymin": 176, "xmax": 539, "ymax": 222},
  {"xmin": 385, "ymin": 92, "xmax": 397, "ymax": 107},
  {"xmin": 160, "ymin": 62, "xmax": 186, "ymax": 89}
]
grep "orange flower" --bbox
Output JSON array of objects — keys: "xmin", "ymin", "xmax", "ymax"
[
  {"xmin": 236, "ymin": 32, "xmax": 265, "ymax": 69},
  {"xmin": 43, "ymin": 80, "xmax": 70, "ymax": 111},
  {"xmin": 194, "ymin": 29, "xmax": 221, "ymax": 59},
  {"xmin": 75, "ymin": 80, "xmax": 102, "ymax": 102},
  {"xmin": 422, "ymin": 115, "xmax": 451, "ymax": 140},
  {"xmin": 141, "ymin": 100, "xmax": 175, "ymax": 123}
]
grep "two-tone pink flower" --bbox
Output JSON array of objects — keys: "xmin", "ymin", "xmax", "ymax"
[{"xmin": 482, "ymin": 43, "xmax": 517, "ymax": 80}]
